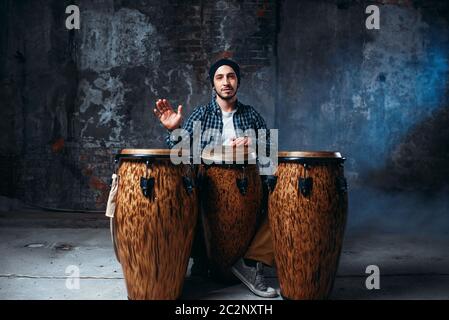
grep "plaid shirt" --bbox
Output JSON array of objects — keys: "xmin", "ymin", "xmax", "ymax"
[{"xmin": 165, "ymin": 98, "xmax": 271, "ymax": 157}]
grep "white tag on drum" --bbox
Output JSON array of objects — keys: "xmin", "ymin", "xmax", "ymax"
[{"xmin": 105, "ymin": 174, "xmax": 119, "ymax": 218}]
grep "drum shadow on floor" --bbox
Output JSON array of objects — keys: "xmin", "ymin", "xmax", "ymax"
[{"xmin": 180, "ymin": 266, "xmax": 281, "ymax": 300}]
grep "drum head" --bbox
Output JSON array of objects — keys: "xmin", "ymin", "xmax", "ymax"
[
  {"xmin": 116, "ymin": 149, "xmax": 174, "ymax": 160},
  {"xmin": 201, "ymin": 146, "xmax": 257, "ymax": 164}
]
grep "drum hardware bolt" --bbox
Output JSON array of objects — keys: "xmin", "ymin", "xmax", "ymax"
[
  {"xmin": 336, "ymin": 176, "xmax": 348, "ymax": 194},
  {"xmin": 182, "ymin": 164, "xmax": 196, "ymax": 194},
  {"xmin": 141, "ymin": 160, "xmax": 155, "ymax": 199},
  {"xmin": 237, "ymin": 166, "xmax": 248, "ymax": 195},
  {"xmin": 182, "ymin": 176, "xmax": 195, "ymax": 195},
  {"xmin": 196, "ymin": 171, "xmax": 205, "ymax": 190},
  {"xmin": 241, "ymin": 166, "xmax": 246, "ymax": 178},
  {"xmin": 303, "ymin": 163, "xmax": 310, "ymax": 176},
  {"xmin": 236, "ymin": 178, "xmax": 248, "ymax": 196},
  {"xmin": 140, "ymin": 176, "xmax": 155, "ymax": 199},
  {"xmin": 265, "ymin": 175, "xmax": 278, "ymax": 193},
  {"xmin": 298, "ymin": 177, "xmax": 313, "ymax": 197},
  {"xmin": 298, "ymin": 163, "xmax": 313, "ymax": 197},
  {"xmin": 145, "ymin": 159, "xmax": 153, "ymax": 175},
  {"xmin": 110, "ymin": 159, "xmax": 119, "ymax": 187}
]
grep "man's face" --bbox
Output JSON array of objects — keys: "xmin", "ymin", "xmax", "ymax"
[{"xmin": 213, "ymin": 65, "xmax": 238, "ymax": 100}]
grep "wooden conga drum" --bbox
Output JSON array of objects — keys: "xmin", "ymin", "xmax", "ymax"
[
  {"xmin": 199, "ymin": 147, "xmax": 263, "ymax": 277},
  {"xmin": 267, "ymin": 151, "xmax": 348, "ymax": 299},
  {"xmin": 112, "ymin": 149, "xmax": 198, "ymax": 299}
]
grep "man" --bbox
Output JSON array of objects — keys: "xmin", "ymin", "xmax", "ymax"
[{"xmin": 153, "ymin": 58, "xmax": 278, "ymax": 298}]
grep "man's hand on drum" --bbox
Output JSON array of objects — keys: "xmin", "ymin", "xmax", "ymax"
[
  {"xmin": 153, "ymin": 99, "xmax": 183, "ymax": 131},
  {"xmin": 231, "ymin": 136, "xmax": 252, "ymax": 147}
]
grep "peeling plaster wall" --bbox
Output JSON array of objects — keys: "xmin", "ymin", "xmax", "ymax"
[
  {"xmin": 278, "ymin": 1, "xmax": 449, "ymax": 184},
  {"xmin": 0, "ymin": 0, "xmax": 81, "ymax": 206},
  {"xmin": 0, "ymin": 0, "xmax": 277, "ymax": 209},
  {"xmin": 277, "ymin": 0, "xmax": 449, "ymax": 230},
  {"xmin": 0, "ymin": 0, "xmax": 448, "ymax": 226}
]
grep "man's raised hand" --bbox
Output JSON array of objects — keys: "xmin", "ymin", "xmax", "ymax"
[{"xmin": 153, "ymin": 99, "xmax": 183, "ymax": 131}]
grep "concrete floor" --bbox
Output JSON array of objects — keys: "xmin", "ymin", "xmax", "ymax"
[{"xmin": 1, "ymin": 211, "xmax": 448, "ymax": 300}]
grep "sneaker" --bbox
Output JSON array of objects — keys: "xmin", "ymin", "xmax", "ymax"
[{"xmin": 231, "ymin": 258, "xmax": 279, "ymax": 298}]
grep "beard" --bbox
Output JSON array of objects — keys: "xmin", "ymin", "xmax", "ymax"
[{"xmin": 215, "ymin": 87, "xmax": 238, "ymax": 101}]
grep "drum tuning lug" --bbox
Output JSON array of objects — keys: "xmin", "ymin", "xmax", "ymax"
[
  {"xmin": 182, "ymin": 176, "xmax": 195, "ymax": 195},
  {"xmin": 113, "ymin": 159, "xmax": 119, "ymax": 174},
  {"xmin": 140, "ymin": 177, "xmax": 155, "ymax": 199},
  {"xmin": 196, "ymin": 172, "xmax": 205, "ymax": 190},
  {"xmin": 265, "ymin": 175, "xmax": 278, "ymax": 193},
  {"xmin": 298, "ymin": 177, "xmax": 313, "ymax": 197},
  {"xmin": 236, "ymin": 178, "xmax": 248, "ymax": 196}
]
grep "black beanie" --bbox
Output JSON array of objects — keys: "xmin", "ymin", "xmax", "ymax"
[{"xmin": 209, "ymin": 58, "xmax": 241, "ymax": 86}]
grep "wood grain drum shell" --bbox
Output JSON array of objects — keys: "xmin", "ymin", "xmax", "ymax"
[
  {"xmin": 112, "ymin": 149, "xmax": 198, "ymax": 300},
  {"xmin": 268, "ymin": 151, "xmax": 348, "ymax": 299},
  {"xmin": 199, "ymin": 163, "xmax": 263, "ymax": 277}
]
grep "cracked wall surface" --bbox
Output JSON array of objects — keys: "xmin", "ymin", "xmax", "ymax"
[
  {"xmin": 0, "ymin": 0, "xmax": 276, "ymax": 209},
  {"xmin": 0, "ymin": 0, "xmax": 448, "ymax": 219}
]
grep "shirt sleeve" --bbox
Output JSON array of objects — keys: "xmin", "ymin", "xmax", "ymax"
[
  {"xmin": 165, "ymin": 106, "xmax": 205, "ymax": 149},
  {"xmin": 250, "ymin": 107, "xmax": 272, "ymax": 157}
]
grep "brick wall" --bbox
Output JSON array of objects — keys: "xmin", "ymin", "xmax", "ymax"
[
  {"xmin": 1, "ymin": 0, "xmax": 448, "ymax": 211},
  {"xmin": 1, "ymin": 0, "xmax": 278, "ymax": 209}
]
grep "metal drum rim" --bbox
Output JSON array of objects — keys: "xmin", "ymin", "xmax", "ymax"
[
  {"xmin": 116, "ymin": 149, "xmax": 176, "ymax": 160},
  {"xmin": 278, "ymin": 151, "xmax": 345, "ymax": 163}
]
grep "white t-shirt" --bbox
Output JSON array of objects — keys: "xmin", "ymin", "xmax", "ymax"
[{"xmin": 221, "ymin": 109, "xmax": 237, "ymax": 145}]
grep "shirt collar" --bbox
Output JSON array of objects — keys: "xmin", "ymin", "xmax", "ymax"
[{"xmin": 210, "ymin": 97, "xmax": 241, "ymax": 115}]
